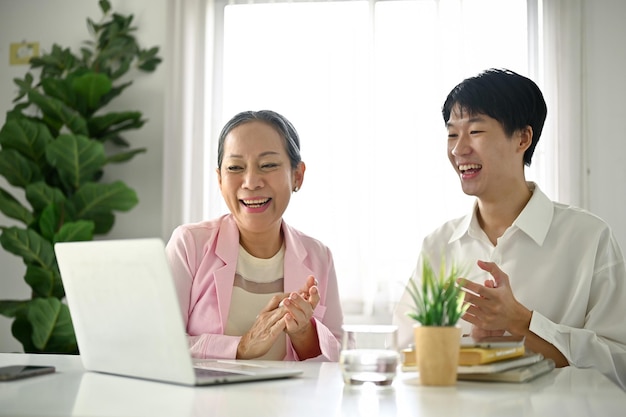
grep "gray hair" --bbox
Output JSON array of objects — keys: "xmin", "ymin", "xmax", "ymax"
[{"xmin": 217, "ymin": 110, "xmax": 302, "ymax": 169}]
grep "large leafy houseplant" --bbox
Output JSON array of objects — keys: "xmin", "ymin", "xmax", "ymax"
[{"xmin": 0, "ymin": 0, "xmax": 161, "ymax": 353}]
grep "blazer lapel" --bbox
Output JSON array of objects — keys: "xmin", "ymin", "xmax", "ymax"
[
  {"xmin": 282, "ymin": 222, "xmax": 314, "ymax": 293},
  {"xmin": 214, "ymin": 216, "xmax": 239, "ymax": 330}
]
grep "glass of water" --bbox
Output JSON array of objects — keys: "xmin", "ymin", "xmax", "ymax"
[{"xmin": 340, "ymin": 324, "xmax": 399, "ymax": 386}]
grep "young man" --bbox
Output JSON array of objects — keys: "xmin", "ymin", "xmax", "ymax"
[{"xmin": 393, "ymin": 68, "xmax": 626, "ymax": 389}]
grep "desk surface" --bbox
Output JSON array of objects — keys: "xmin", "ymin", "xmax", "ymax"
[{"xmin": 1, "ymin": 353, "xmax": 625, "ymax": 417}]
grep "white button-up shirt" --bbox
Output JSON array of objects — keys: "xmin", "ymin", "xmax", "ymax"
[{"xmin": 393, "ymin": 183, "xmax": 626, "ymax": 390}]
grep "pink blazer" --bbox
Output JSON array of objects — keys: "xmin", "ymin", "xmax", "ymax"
[{"xmin": 165, "ymin": 214, "xmax": 343, "ymax": 361}]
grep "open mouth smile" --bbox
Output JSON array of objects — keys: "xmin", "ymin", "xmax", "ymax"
[
  {"xmin": 458, "ymin": 163, "xmax": 482, "ymax": 174},
  {"xmin": 240, "ymin": 198, "xmax": 271, "ymax": 208}
]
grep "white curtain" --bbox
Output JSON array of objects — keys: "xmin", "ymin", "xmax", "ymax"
[
  {"xmin": 162, "ymin": 0, "xmax": 584, "ymax": 318},
  {"xmin": 162, "ymin": 0, "xmax": 215, "ymax": 238},
  {"xmin": 539, "ymin": 0, "xmax": 584, "ymax": 207}
]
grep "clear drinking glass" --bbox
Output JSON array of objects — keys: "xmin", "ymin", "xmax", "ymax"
[{"xmin": 340, "ymin": 324, "xmax": 400, "ymax": 386}]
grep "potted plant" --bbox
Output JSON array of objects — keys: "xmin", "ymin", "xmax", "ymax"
[
  {"xmin": 405, "ymin": 255, "xmax": 468, "ymax": 386},
  {"xmin": 0, "ymin": 0, "xmax": 161, "ymax": 354}
]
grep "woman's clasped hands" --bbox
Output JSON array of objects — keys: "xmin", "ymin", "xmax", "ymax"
[{"xmin": 236, "ymin": 275, "xmax": 320, "ymax": 359}]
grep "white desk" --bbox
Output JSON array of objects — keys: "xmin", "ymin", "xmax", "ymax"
[{"xmin": 1, "ymin": 353, "xmax": 625, "ymax": 417}]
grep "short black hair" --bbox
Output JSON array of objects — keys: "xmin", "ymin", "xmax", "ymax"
[
  {"xmin": 217, "ymin": 110, "xmax": 302, "ymax": 170},
  {"xmin": 442, "ymin": 68, "xmax": 547, "ymax": 166}
]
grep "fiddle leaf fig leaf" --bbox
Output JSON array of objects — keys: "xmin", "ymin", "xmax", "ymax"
[
  {"xmin": 107, "ymin": 148, "xmax": 146, "ymax": 163},
  {"xmin": 99, "ymin": 0, "xmax": 112, "ymax": 15},
  {"xmin": 54, "ymin": 220, "xmax": 95, "ymax": 243},
  {"xmin": 39, "ymin": 204, "xmax": 61, "ymax": 241},
  {"xmin": 25, "ymin": 182, "xmax": 67, "ymax": 213},
  {"xmin": 87, "ymin": 212, "xmax": 114, "ymax": 235},
  {"xmin": 0, "ymin": 149, "xmax": 43, "ymax": 188},
  {"xmin": 12, "ymin": 72, "xmax": 35, "ymax": 102},
  {"xmin": 0, "ymin": 187, "xmax": 34, "ymax": 225},
  {"xmin": 27, "ymin": 90, "xmax": 89, "ymax": 136},
  {"xmin": 28, "ymin": 297, "xmax": 77, "ymax": 353},
  {"xmin": 11, "ymin": 315, "xmax": 37, "ymax": 353},
  {"xmin": 72, "ymin": 181, "xmax": 138, "ymax": 217},
  {"xmin": 0, "ymin": 118, "xmax": 53, "ymax": 166},
  {"xmin": 42, "ymin": 78, "xmax": 76, "ymax": 108},
  {"xmin": 88, "ymin": 111, "xmax": 143, "ymax": 140},
  {"xmin": 45, "ymin": 134, "xmax": 107, "ymax": 189},
  {"xmin": 25, "ymin": 265, "xmax": 57, "ymax": 298},
  {"xmin": 0, "ymin": 227, "xmax": 55, "ymax": 269},
  {"xmin": 0, "ymin": 300, "xmax": 29, "ymax": 319},
  {"xmin": 72, "ymin": 72, "xmax": 112, "ymax": 112}
]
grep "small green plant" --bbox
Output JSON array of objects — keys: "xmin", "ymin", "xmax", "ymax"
[{"xmin": 405, "ymin": 256, "xmax": 468, "ymax": 326}]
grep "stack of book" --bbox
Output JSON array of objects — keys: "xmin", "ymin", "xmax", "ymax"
[{"xmin": 457, "ymin": 336, "xmax": 555, "ymax": 382}]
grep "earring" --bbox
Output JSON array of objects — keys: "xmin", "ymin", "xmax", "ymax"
[{"xmin": 293, "ymin": 186, "xmax": 299, "ymax": 192}]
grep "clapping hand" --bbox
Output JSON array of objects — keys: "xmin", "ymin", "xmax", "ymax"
[
  {"xmin": 236, "ymin": 275, "xmax": 320, "ymax": 359},
  {"xmin": 279, "ymin": 275, "xmax": 320, "ymax": 335},
  {"xmin": 458, "ymin": 260, "xmax": 531, "ymax": 337}
]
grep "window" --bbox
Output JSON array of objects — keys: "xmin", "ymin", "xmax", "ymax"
[{"xmin": 196, "ymin": 0, "xmax": 543, "ymax": 320}]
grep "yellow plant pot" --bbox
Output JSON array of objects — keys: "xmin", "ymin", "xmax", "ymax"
[{"xmin": 414, "ymin": 324, "xmax": 461, "ymax": 386}]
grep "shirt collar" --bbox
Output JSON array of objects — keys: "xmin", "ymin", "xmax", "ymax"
[
  {"xmin": 513, "ymin": 182, "xmax": 553, "ymax": 245},
  {"xmin": 448, "ymin": 182, "xmax": 553, "ymax": 246}
]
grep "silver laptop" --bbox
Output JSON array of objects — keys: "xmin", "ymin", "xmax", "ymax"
[{"xmin": 54, "ymin": 238, "xmax": 303, "ymax": 386}]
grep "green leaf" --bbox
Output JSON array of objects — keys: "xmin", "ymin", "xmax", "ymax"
[
  {"xmin": 87, "ymin": 18, "xmax": 99, "ymax": 38},
  {"xmin": 110, "ymin": 59, "xmax": 133, "ymax": 80},
  {"xmin": 0, "ymin": 227, "xmax": 55, "ymax": 269},
  {"xmin": 0, "ymin": 187, "xmax": 34, "ymax": 225},
  {"xmin": 41, "ymin": 78, "xmax": 76, "ymax": 109},
  {"xmin": 405, "ymin": 254, "xmax": 467, "ymax": 326},
  {"xmin": 24, "ymin": 265, "xmax": 57, "ymax": 298},
  {"xmin": 54, "ymin": 220, "xmax": 95, "ymax": 243},
  {"xmin": 0, "ymin": 118, "xmax": 53, "ymax": 166},
  {"xmin": 72, "ymin": 72, "xmax": 112, "ymax": 111},
  {"xmin": 87, "ymin": 212, "xmax": 114, "ymax": 235},
  {"xmin": 11, "ymin": 315, "xmax": 37, "ymax": 352},
  {"xmin": 138, "ymin": 57, "xmax": 162, "ymax": 72},
  {"xmin": 99, "ymin": 0, "xmax": 112, "ymax": 15},
  {"xmin": 39, "ymin": 204, "xmax": 61, "ymax": 241},
  {"xmin": 88, "ymin": 111, "xmax": 142, "ymax": 138},
  {"xmin": 0, "ymin": 300, "xmax": 29, "ymax": 318},
  {"xmin": 0, "ymin": 149, "xmax": 43, "ymax": 188},
  {"xmin": 27, "ymin": 90, "xmax": 89, "ymax": 136},
  {"xmin": 45, "ymin": 134, "xmax": 107, "ymax": 189},
  {"xmin": 72, "ymin": 181, "xmax": 138, "ymax": 217},
  {"xmin": 98, "ymin": 81, "xmax": 132, "ymax": 108},
  {"xmin": 28, "ymin": 297, "xmax": 77, "ymax": 353},
  {"xmin": 25, "ymin": 181, "xmax": 67, "ymax": 213},
  {"xmin": 107, "ymin": 148, "xmax": 146, "ymax": 163},
  {"xmin": 12, "ymin": 72, "xmax": 35, "ymax": 102}
]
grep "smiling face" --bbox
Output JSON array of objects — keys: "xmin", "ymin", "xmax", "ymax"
[
  {"xmin": 218, "ymin": 121, "xmax": 304, "ymax": 242},
  {"xmin": 446, "ymin": 104, "xmax": 531, "ymax": 203}
]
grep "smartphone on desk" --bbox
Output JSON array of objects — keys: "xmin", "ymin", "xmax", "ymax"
[
  {"xmin": 0, "ymin": 365, "xmax": 56, "ymax": 381},
  {"xmin": 460, "ymin": 335, "xmax": 525, "ymax": 348}
]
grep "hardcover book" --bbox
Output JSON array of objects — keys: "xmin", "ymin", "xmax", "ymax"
[
  {"xmin": 458, "ymin": 345, "xmax": 525, "ymax": 365},
  {"xmin": 457, "ymin": 358, "xmax": 556, "ymax": 383},
  {"xmin": 457, "ymin": 352, "xmax": 544, "ymax": 374}
]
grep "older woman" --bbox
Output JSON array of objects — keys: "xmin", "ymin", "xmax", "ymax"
[{"xmin": 166, "ymin": 110, "xmax": 343, "ymax": 361}]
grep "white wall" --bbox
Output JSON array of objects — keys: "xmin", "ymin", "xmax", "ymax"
[
  {"xmin": 0, "ymin": 0, "xmax": 166, "ymax": 352},
  {"xmin": 584, "ymin": 0, "xmax": 626, "ymax": 248},
  {"xmin": 1, "ymin": 0, "xmax": 626, "ymax": 353}
]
